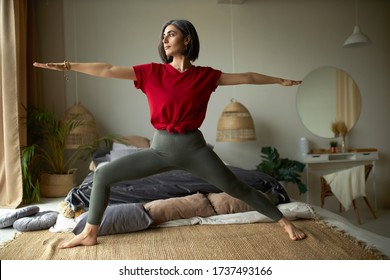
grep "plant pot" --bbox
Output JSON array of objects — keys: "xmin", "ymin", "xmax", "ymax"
[{"xmin": 39, "ymin": 169, "xmax": 77, "ymax": 198}]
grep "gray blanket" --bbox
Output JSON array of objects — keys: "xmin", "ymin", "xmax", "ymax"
[{"xmin": 65, "ymin": 166, "xmax": 290, "ymax": 211}]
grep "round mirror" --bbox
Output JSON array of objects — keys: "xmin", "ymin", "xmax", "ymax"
[{"xmin": 296, "ymin": 67, "xmax": 361, "ymax": 138}]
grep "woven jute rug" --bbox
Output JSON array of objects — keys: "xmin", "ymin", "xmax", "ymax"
[{"xmin": 0, "ymin": 219, "xmax": 384, "ymax": 260}]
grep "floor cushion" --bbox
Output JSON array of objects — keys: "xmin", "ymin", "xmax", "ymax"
[
  {"xmin": 73, "ymin": 203, "xmax": 153, "ymax": 236},
  {"xmin": 0, "ymin": 205, "xmax": 40, "ymax": 229},
  {"xmin": 13, "ymin": 211, "xmax": 59, "ymax": 232}
]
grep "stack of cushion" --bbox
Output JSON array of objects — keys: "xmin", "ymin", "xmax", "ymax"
[
  {"xmin": 71, "ymin": 191, "xmax": 288, "ymax": 236},
  {"xmin": 0, "ymin": 205, "xmax": 59, "ymax": 232}
]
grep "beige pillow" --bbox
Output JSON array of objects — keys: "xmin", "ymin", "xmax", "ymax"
[
  {"xmin": 207, "ymin": 192, "xmax": 254, "ymax": 215},
  {"xmin": 117, "ymin": 135, "xmax": 150, "ymax": 148},
  {"xmin": 144, "ymin": 193, "xmax": 216, "ymax": 224}
]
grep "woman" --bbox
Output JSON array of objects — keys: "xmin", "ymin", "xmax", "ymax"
[{"xmin": 34, "ymin": 19, "xmax": 305, "ymax": 249}]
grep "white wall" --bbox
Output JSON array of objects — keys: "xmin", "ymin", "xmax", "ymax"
[{"xmin": 37, "ymin": 0, "xmax": 390, "ymax": 208}]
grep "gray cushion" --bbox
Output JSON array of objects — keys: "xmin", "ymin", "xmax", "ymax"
[
  {"xmin": 13, "ymin": 211, "xmax": 59, "ymax": 232},
  {"xmin": 0, "ymin": 205, "xmax": 40, "ymax": 229},
  {"xmin": 73, "ymin": 203, "xmax": 153, "ymax": 236}
]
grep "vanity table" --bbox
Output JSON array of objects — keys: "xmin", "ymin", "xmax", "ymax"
[
  {"xmin": 296, "ymin": 66, "xmax": 379, "ymax": 209},
  {"xmin": 301, "ymin": 148, "xmax": 379, "ymax": 209}
]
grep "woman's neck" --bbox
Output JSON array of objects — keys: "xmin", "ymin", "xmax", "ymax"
[{"xmin": 170, "ymin": 57, "xmax": 192, "ymax": 73}]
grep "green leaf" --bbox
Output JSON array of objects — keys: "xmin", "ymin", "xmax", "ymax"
[{"xmin": 257, "ymin": 146, "xmax": 307, "ymax": 194}]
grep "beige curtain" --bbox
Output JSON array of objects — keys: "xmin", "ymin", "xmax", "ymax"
[
  {"xmin": 335, "ymin": 69, "xmax": 360, "ymax": 131},
  {"xmin": 0, "ymin": 0, "xmax": 28, "ymax": 208}
]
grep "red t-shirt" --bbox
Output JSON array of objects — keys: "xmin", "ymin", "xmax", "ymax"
[{"xmin": 133, "ymin": 63, "xmax": 222, "ymax": 133}]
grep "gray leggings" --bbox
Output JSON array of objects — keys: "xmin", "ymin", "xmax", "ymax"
[{"xmin": 87, "ymin": 129, "xmax": 283, "ymax": 225}]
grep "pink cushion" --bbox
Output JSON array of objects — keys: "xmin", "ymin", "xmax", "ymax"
[
  {"xmin": 208, "ymin": 192, "xmax": 254, "ymax": 215},
  {"xmin": 144, "ymin": 193, "xmax": 216, "ymax": 224}
]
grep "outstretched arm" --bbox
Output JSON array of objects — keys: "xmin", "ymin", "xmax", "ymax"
[
  {"xmin": 217, "ymin": 72, "xmax": 301, "ymax": 86},
  {"xmin": 33, "ymin": 61, "xmax": 137, "ymax": 81}
]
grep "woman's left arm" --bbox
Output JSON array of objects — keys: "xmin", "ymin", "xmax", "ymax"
[{"xmin": 217, "ymin": 72, "xmax": 301, "ymax": 86}]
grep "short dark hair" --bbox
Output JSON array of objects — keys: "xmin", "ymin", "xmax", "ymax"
[{"xmin": 158, "ymin": 19, "xmax": 200, "ymax": 63}]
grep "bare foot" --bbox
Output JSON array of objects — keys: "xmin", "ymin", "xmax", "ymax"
[
  {"xmin": 58, "ymin": 224, "xmax": 98, "ymax": 249},
  {"xmin": 278, "ymin": 217, "xmax": 306, "ymax": 241}
]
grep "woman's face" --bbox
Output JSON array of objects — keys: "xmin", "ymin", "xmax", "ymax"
[{"xmin": 162, "ymin": 24, "xmax": 189, "ymax": 58}]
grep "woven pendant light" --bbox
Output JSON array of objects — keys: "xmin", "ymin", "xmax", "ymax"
[
  {"xmin": 61, "ymin": 103, "xmax": 98, "ymax": 149},
  {"xmin": 216, "ymin": 2, "xmax": 256, "ymax": 142},
  {"xmin": 216, "ymin": 99, "xmax": 256, "ymax": 142}
]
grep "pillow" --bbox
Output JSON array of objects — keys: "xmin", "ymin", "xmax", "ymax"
[
  {"xmin": 207, "ymin": 192, "xmax": 254, "ymax": 215},
  {"xmin": 112, "ymin": 143, "xmax": 137, "ymax": 151},
  {"xmin": 278, "ymin": 201, "xmax": 314, "ymax": 220},
  {"xmin": 115, "ymin": 135, "xmax": 150, "ymax": 148},
  {"xmin": 0, "ymin": 205, "xmax": 40, "ymax": 229},
  {"xmin": 13, "ymin": 211, "xmax": 59, "ymax": 232},
  {"xmin": 49, "ymin": 213, "xmax": 78, "ymax": 233},
  {"xmin": 73, "ymin": 203, "xmax": 153, "ymax": 236},
  {"xmin": 207, "ymin": 190, "xmax": 287, "ymax": 215},
  {"xmin": 143, "ymin": 193, "xmax": 216, "ymax": 224},
  {"xmin": 110, "ymin": 146, "xmax": 144, "ymax": 161}
]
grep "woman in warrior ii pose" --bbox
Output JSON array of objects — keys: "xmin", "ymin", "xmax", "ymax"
[{"xmin": 34, "ymin": 19, "xmax": 306, "ymax": 248}]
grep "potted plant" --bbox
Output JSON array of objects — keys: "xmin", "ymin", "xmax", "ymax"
[
  {"xmin": 21, "ymin": 106, "xmax": 120, "ymax": 201},
  {"xmin": 330, "ymin": 140, "xmax": 338, "ymax": 153},
  {"xmin": 256, "ymin": 146, "xmax": 307, "ymax": 194},
  {"xmin": 26, "ymin": 107, "xmax": 96, "ymax": 198},
  {"xmin": 20, "ymin": 144, "xmax": 41, "ymax": 204},
  {"xmin": 29, "ymin": 107, "xmax": 84, "ymax": 197},
  {"xmin": 331, "ymin": 120, "xmax": 348, "ymax": 153}
]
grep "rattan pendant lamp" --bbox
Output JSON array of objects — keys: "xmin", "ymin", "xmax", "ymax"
[
  {"xmin": 62, "ymin": 0, "xmax": 98, "ymax": 149},
  {"xmin": 216, "ymin": 0, "xmax": 256, "ymax": 142},
  {"xmin": 62, "ymin": 103, "xmax": 98, "ymax": 149},
  {"xmin": 216, "ymin": 99, "xmax": 256, "ymax": 142}
]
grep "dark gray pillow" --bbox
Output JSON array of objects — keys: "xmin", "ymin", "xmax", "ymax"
[
  {"xmin": 0, "ymin": 205, "xmax": 40, "ymax": 229},
  {"xmin": 73, "ymin": 203, "xmax": 153, "ymax": 236},
  {"xmin": 13, "ymin": 211, "xmax": 59, "ymax": 232}
]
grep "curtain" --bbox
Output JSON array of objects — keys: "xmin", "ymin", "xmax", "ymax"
[
  {"xmin": 335, "ymin": 69, "xmax": 360, "ymax": 131},
  {"xmin": 0, "ymin": 0, "xmax": 28, "ymax": 208}
]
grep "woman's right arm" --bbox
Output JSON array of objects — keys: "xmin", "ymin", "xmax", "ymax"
[{"xmin": 33, "ymin": 62, "xmax": 137, "ymax": 81}]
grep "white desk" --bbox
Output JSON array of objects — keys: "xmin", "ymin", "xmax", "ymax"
[{"xmin": 301, "ymin": 149, "xmax": 379, "ymax": 208}]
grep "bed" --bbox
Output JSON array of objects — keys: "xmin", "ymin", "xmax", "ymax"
[{"xmin": 1, "ymin": 136, "xmax": 389, "ymax": 260}]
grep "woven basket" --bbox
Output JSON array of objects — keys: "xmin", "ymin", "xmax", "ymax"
[
  {"xmin": 40, "ymin": 169, "xmax": 77, "ymax": 198},
  {"xmin": 216, "ymin": 100, "xmax": 256, "ymax": 142},
  {"xmin": 61, "ymin": 103, "xmax": 99, "ymax": 149}
]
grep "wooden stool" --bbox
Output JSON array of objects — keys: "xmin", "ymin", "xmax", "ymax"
[{"xmin": 320, "ymin": 164, "xmax": 377, "ymax": 224}]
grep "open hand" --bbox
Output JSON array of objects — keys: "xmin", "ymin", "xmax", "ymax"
[
  {"xmin": 33, "ymin": 62, "xmax": 67, "ymax": 71},
  {"xmin": 280, "ymin": 78, "xmax": 302, "ymax": 86}
]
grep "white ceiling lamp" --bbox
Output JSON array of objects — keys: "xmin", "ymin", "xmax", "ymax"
[{"xmin": 343, "ymin": 0, "xmax": 371, "ymax": 48}]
